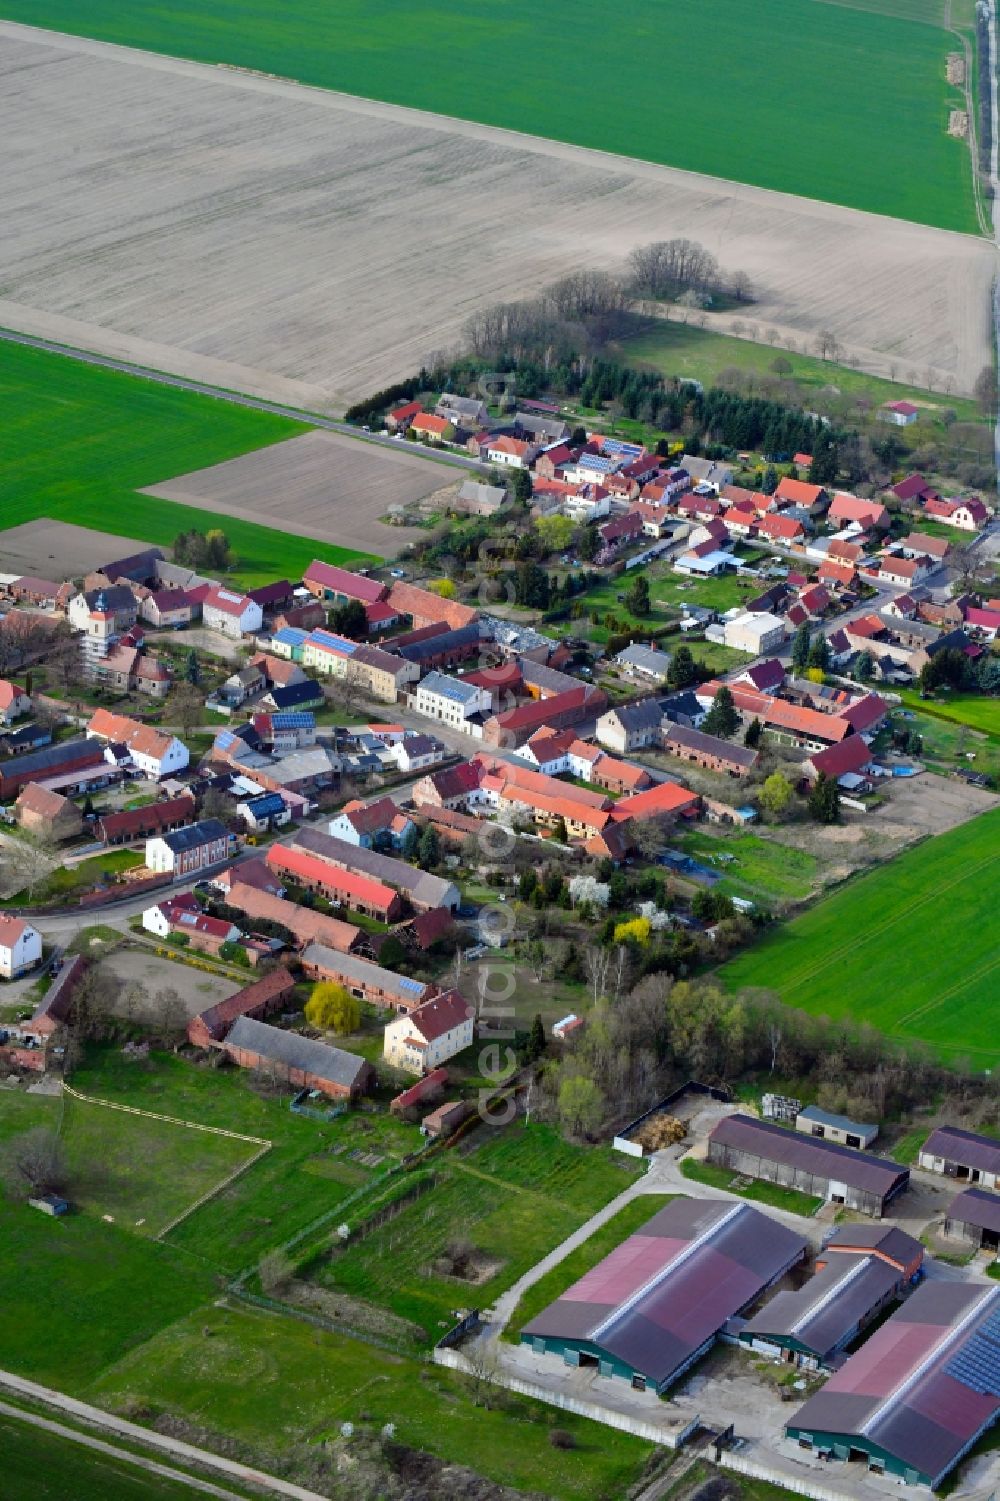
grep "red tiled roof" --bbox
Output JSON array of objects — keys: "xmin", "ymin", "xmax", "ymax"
[
  {"xmin": 760, "ymin": 513, "xmax": 804, "ymax": 541},
  {"xmin": 829, "ymin": 493, "xmax": 888, "ymax": 527},
  {"xmin": 304, "ymin": 561, "xmax": 387, "ymax": 604},
  {"xmin": 808, "ymin": 735, "xmax": 872, "ymax": 779},
  {"xmin": 266, "ymin": 844, "xmax": 399, "ymax": 914},
  {"xmin": 611, "ymin": 781, "xmax": 699, "ymax": 821},
  {"xmin": 96, "ymin": 794, "xmax": 196, "ymax": 842},
  {"xmin": 774, "ymin": 477, "xmax": 824, "ymax": 506},
  {"xmin": 387, "ymin": 582, "xmax": 478, "ymax": 632},
  {"xmin": 405, "ymin": 987, "xmax": 473, "ymax": 1044}
]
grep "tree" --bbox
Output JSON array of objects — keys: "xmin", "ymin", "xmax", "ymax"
[
  {"xmin": 305, "ymin": 982, "xmax": 361, "ymax": 1034},
  {"xmin": 417, "ymin": 826, "xmax": 441, "ymax": 869},
  {"xmin": 526, "ymin": 1013, "xmax": 546, "ymax": 1063},
  {"xmin": 171, "ymin": 683, "xmax": 203, "ymax": 739},
  {"xmin": 808, "ymin": 633, "xmax": 830, "ymax": 671},
  {"xmin": 974, "ymin": 364, "xmax": 998, "ymax": 417},
  {"xmin": 577, "ymin": 524, "xmax": 600, "ymax": 562},
  {"xmin": 330, "ymin": 598, "xmax": 367, "ymax": 637},
  {"xmin": 758, "ymin": 771, "xmax": 793, "ymax": 819},
  {"xmin": 518, "ymin": 868, "xmax": 537, "ymax": 901},
  {"xmin": 184, "ymin": 649, "xmax": 201, "ymax": 686},
  {"xmin": 429, "ymin": 578, "xmax": 456, "ymax": 599},
  {"xmin": 701, "ymin": 685, "xmax": 739, "ymax": 739},
  {"xmin": 769, "ymin": 356, "xmax": 793, "ymax": 379},
  {"xmin": 920, "ymin": 648, "xmax": 970, "ymax": 694},
  {"xmin": 854, "ymin": 650, "xmax": 875, "ymax": 682},
  {"xmin": 668, "ymin": 644, "xmax": 697, "ymax": 689},
  {"xmin": 613, "ymin": 917, "xmax": 652, "ymax": 947},
  {"xmin": 535, "ymin": 514, "xmax": 575, "ymax": 555},
  {"xmin": 625, "ymin": 575, "xmax": 650, "ymax": 616},
  {"xmin": 558, "ymin": 1075, "xmax": 605, "ymax": 1139},
  {"xmin": 258, "ymin": 1248, "xmax": 293, "ymax": 1294},
  {"xmin": 762, "ymin": 464, "xmax": 779, "ymax": 496},
  {"xmin": 552, "ymin": 815, "xmax": 569, "ymax": 844},
  {"xmin": 1, "ymin": 1127, "xmax": 67, "ymax": 1201},
  {"xmin": 744, "ymin": 717, "xmax": 762, "ymax": 748},
  {"xmin": 808, "ymin": 771, "xmax": 841, "ymax": 824},
  {"xmin": 510, "ymin": 467, "xmax": 533, "ymax": 505},
  {"xmin": 791, "ymin": 621, "xmax": 812, "ymax": 673}
]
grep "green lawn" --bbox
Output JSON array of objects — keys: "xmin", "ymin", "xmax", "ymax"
[
  {"xmin": 0, "ymin": 342, "xmax": 376, "ymax": 588},
  {"xmin": 2, "ymin": 851, "xmax": 145, "ymax": 907},
  {"xmin": 720, "ymin": 809, "xmax": 1000, "ymax": 1064},
  {"xmin": 89, "ymin": 1304, "xmax": 653, "ymax": 1501},
  {"xmin": 3, "ymin": 0, "xmax": 975, "ymax": 228},
  {"xmin": 893, "ymin": 686, "xmax": 1000, "ymax": 739},
  {"xmin": 503, "ymin": 1193, "xmax": 676, "ymax": 1342},
  {"xmin": 673, "ymin": 829, "xmax": 820, "ymax": 905},
  {"xmin": 60, "ymin": 1092, "xmax": 258, "ymax": 1238},
  {"xmin": 681, "ymin": 1156, "xmax": 823, "ymax": 1217},
  {"xmin": 885, "ymin": 700, "xmax": 1000, "ymax": 783},
  {"xmin": 0, "ymin": 1410, "xmax": 219, "ymax": 1501},
  {"xmin": 622, "ymin": 323, "xmax": 983, "ymax": 424}
]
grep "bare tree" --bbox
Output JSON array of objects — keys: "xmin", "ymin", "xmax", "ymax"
[
  {"xmin": 258, "ymin": 1248, "xmax": 294, "ymax": 1294},
  {"xmin": 627, "ymin": 239, "xmax": 722, "ymax": 301},
  {"xmin": 1, "ymin": 1127, "xmax": 67, "ymax": 1201},
  {"xmin": 463, "ymin": 1336, "xmax": 501, "ymax": 1408},
  {"xmin": 814, "ymin": 330, "xmax": 842, "ymax": 362},
  {"xmin": 585, "ymin": 944, "xmax": 611, "ymax": 1006},
  {"xmin": 16, "ymin": 833, "xmax": 57, "ymax": 902}
]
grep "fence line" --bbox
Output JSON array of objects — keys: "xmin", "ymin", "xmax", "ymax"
[
  {"xmin": 157, "ymin": 1142, "xmax": 272, "ymax": 1241},
  {"xmin": 719, "ymin": 1450, "xmax": 860, "ymax": 1501},
  {"xmin": 61, "ymin": 1082, "xmax": 271, "ymax": 1146}
]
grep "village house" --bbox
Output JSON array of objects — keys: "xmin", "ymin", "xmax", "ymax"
[
  {"xmin": 596, "ymin": 699, "xmax": 663, "ymax": 754},
  {"xmin": 143, "ymin": 894, "xmax": 242, "ymax": 956},
  {"xmin": 202, "ymin": 586, "xmax": 264, "ymax": 638},
  {"xmin": 145, "ymin": 818, "xmax": 230, "ymax": 877},
  {"xmin": 879, "ymin": 555, "xmax": 931, "ymax": 588},
  {"xmin": 662, "ymin": 724, "xmax": 758, "ymax": 777},
  {"xmin": 412, "ymin": 412, "xmax": 453, "ymax": 442},
  {"xmin": 411, "ymin": 760, "xmax": 485, "ymax": 811},
  {"xmin": 436, "ymin": 392, "xmax": 489, "ymax": 428},
  {"xmin": 14, "ymin": 784, "xmax": 84, "ymax": 841},
  {"xmin": 328, "ymin": 795, "xmax": 413, "ymax": 850},
  {"xmin": 302, "ymin": 629, "xmax": 417, "ymax": 701},
  {"xmin": 385, "ymin": 399, "xmax": 422, "ymax": 433},
  {"xmin": 300, "ymin": 942, "xmax": 434, "ymax": 1012},
  {"xmin": 773, "ymin": 477, "xmax": 827, "ymax": 513},
  {"xmin": 482, "ymin": 683, "xmax": 606, "ymax": 748},
  {"xmin": 93, "ymin": 641, "xmax": 172, "ymax": 698},
  {"xmin": 724, "ymin": 611, "xmax": 786, "ymax": 655},
  {"xmin": 387, "ymin": 732, "xmax": 448, "ymax": 774},
  {"xmin": 187, "ymin": 966, "xmax": 297, "ymax": 1048},
  {"xmin": 303, "ymin": 561, "xmax": 388, "ymax": 609},
  {"xmin": 0, "ymin": 916, "xmax": 43, "ymax": 979},
  {"xmin": 0, "ymin": 680, "xmax": 32, "ymax": 724},
  {"xmin": 413, "ymin": 670, "xmax": 492, "ymax": 729},
  {"xmin": 899, "ymin": 532, "xmax": 950, "ymax": 562},
  {"xmin": 137, "ymin": 588, "xmax": 197, "ymax": 629},
  {"xmin": 221, "ymin": 1016, "xmax": 373, "ymax": 1101},
  {"xmin": 95, "ymin": 794, "xmax": 196, "ymax": 846},
  {"xmin": 827, "ymin": 493, "xmax": 889, "ymax": 532},
  {"xmin": 383, "ymin": 988, "xmax": 475, "ymax": 1074},
  {"xmin": 952, "ymin": 497, "xmax": 989, "ymax": 530},
  {"xmin": 236, "ymin": 791, "xmax": 292, "ymax": 833},
  {"xmin": 86, "ymin": 710, "xmax": 189, "ymax": 779},
  {"xmin": 879, "ymin": 400, "xmax": 919, "ymax": 426},
  {"xmin": 614, "ymin": 642, "xmax": 672, "ymax": 683}
]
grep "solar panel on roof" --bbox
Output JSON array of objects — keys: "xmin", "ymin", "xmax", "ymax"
[
  {"xmin": 946, "ymin": 1309, "xmax": 1000, "ymax": 1396},
  {"xmin": 399, "ymin": 977, "xmax": 424, "ymax": 994}
]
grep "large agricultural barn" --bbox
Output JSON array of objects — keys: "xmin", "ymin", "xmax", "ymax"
[
  {"xmin": 786, "ymin": 1282, "xmax": 1000, "ymax": 1488},
  {"xmin": 520, "ymin": 1198, "xmax": 806, "ymax": 1394},
  {"xmin": 738, "ymin": 1224, "xmax": 922, "ymax": 1372},
  {"xmin": 919, "ymin": 1126, "xmax": 1000, "ymax": 1189},
  {"xmin": 707, "ymin": 1115, "xmax": 909, "ymax": 1218}
]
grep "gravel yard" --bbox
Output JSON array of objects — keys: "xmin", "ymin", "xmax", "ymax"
[
  {"xmin": 99, "ymin": 949, "xmax": 237, "ymax": 1023},
  {"xmin": 0, "ymin": 22, "xmax": 991, "ymax": 412}
]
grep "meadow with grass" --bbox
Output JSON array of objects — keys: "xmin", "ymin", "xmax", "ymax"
[
  {"xmin": 720, "ymin": 810, "xmax": 1000, "ymax": 1064},
  {"xmin": 0, "ymin": 0, "xmax": 975, "ymax": 229},
  {"xmin": 0, "ymin": 342, "xmax": 375, "ymax": 587}
]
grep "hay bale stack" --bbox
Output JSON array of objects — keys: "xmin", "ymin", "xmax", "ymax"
[{"xmin": 633, "ymin": 1114, "xmax": 686, "ymax": 1152}]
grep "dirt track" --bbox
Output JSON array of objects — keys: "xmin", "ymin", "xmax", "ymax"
[{"xmin": 0, "ymin": 21, "xmax": 993, "ymax": 412}]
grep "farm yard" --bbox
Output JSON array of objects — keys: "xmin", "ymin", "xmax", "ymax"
[
  {"xmin": 0, "ymin": 24, "xmax": 991, "ymax": 416},
  {"xmin": 719, "ymin": 809, "xmax": 1000, "ymax": 1065},
  {"xmin": 0, "ymin": 341, "xmax": 376, "ymax": 588},
  {"xmin": 144, "ymin": 429, "xmax": 457, "ymax": 558},
  {"xmin": 0, "ymin": 1, "xmax": 976, "ymax": 229}
]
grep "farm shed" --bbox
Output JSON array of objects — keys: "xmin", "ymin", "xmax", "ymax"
[
  {"xmin": 919, "ymin": 1126, "xmax": 1000, "ymax": 1190},
  {"xmin": 707, "ymin": 1115, "xmax": 908, "ymax": 1217},
  {"xmin": 786, "ymin": 1282, "xmax": 1000, "ymax": 1487},
  {"xmin": 187, "ymin": 966, "xmax": 296, "ymax": 1047},
  {"xmin": 795, "ymin": 1105, "xmax": 878, "ymax": 1150},
  {"xmin": 943, "ymin": 1187, "xmax": 1000, "ymax": 1251},
  {"xmin": 299, "ymin": 942, "xmax": 434, "ymax": 1013},
  {"xmin": 815, "ymin": 1223, "xmax": 923, "ymax": 1281},
  {"xmin": 739, "ymin": 1247, "xmax": 907, "ymax": 1371},
  {"xmin": 222, "ymin": 1016, "xmax": 373, "ymax": 1101},
  {"xmin": 521, "ymin": 1198, "xmax": 806, "ymax": 1395},
  {"xmin": 291, "ymin": 828, "xmax": 460, "ymax": 912}
]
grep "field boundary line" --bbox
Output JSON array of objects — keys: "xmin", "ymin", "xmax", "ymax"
[
  {"xmin": 891, "ymin": 951, "xmax": 1000, "ymax": 1030},
  {"xmin": 62, "ymin": 1081, "xmax": 271, "ymax": 1147},
  {"xmin": 157, "ymin": 1141, "xmax": 273, "ymax": 1243}
]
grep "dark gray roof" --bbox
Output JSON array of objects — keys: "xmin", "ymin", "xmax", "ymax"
[
  {"xmin": 160, "ymin": 818, "xmax": 227, "ymax": 853},
  {"xmin": 0, "ymin": 736, "xmax": 104, "ymax": 780},
  {"xmin": 663, "ymin": 723, "xmax": 757, "ymax": 767},
  {"xmin": 291, "ymin": 828, "xmax": 458, "ymax": 910},
  {"xmin": 946, "ymin": 1187, "xmax": 1000, "ymax": 1235},
  {"xmin": 224, "ymin": 1015, "xmax": 369, "ymax": 1090},
  {"xmin": 743, "ymin": 1253, "xmax": 901, "ymax": 1363},
  {"xmin": 300, "ymin": 943, "xmax": 428, "ymax": 1004},
  {"xmin": 922, "ymin": 1126, "xmax": 1000, "ymax": 1178},
  {"xmin": 710, "ymin": 1115, "xmax": 908, "ymax": 1198},
  {"xmin": 786, "ymin": 1282, "xmax": 1000, "ymax": 1486},
  {"xmin": 660, "ymin": 690, "xmax": 704, "ymax": 724},
  {"xmin": 607, "ymin": 699, "xmax": 664, "ymax": 733},
  {"xmin": 523, "ymin": 1197, "xmax": 805, "ymax": 1389},
  {"xmin": 394, "ymin": 623, "xmax": 483, "ymax": 663},
  {"xmin": 822, "ymin": 1223, "xmax": 922, "ymax": 1269}
]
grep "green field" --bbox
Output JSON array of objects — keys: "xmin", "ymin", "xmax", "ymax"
[
  {"xmin": 673, "ymin": 829, "xmax": 820, "ymax": 905},
  {"xmin": 89, "ymin": 1304, "xmax": 653, "ymax": 1501},
  {"xmin": 621, "ymin": 323, "xmax": 984, "ymax": 424},
  {"xmin": 0, "ymin": 342, "xmax": 376, "ymax": 587},
  {"xmin": 1, "ymin": 0, "xmax": 975, "ymax": 229},
  {"xmin": 0, "ymin": 1410, "xmax": 217, "ymax": 1501},
  {"xmin": 720, "ymin": 809, "xmax": 1000, "ymax": 1064},
  {"xmin": 893, "ymin": 687, "xmax": 1000, "ymax": 738}
]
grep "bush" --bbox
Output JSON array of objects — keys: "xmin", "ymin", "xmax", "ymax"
[{"xmin": 549, "ymin": 1429, "xmax": 576, "ymax": 1450}]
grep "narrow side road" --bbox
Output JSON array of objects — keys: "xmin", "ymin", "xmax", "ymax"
[{"xmin": 0, "ymin": 1372, "xmax": 333, "ymax": 1501}]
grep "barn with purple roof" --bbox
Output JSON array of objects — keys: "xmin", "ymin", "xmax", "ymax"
[
  {"xmin": 520, "ymin": 1197, "xmax": 806, "ymax": 1394},
  {"xmin": 786, "ymin": 1280, "xmax": 1000, "ymax": 1487}
]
